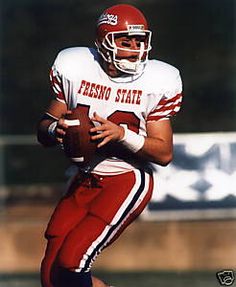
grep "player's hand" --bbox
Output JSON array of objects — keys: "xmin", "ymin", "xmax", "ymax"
[
  {"xmin": 90, "ymin": 112, "xmax": 125, "ymax": 148},
  {"xmin": 54, "ymin": 111, "xmax": 72, "ymax": 143}
]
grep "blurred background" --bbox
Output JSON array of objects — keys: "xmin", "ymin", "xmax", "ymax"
[{"xmin": 0, "ymin": 0, "xmax": 235, "ymax": 286}]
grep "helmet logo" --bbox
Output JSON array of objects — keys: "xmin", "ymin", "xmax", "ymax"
[{"xmin": 97, "ymin": 13, "xmax": 118, "ymax": 26}]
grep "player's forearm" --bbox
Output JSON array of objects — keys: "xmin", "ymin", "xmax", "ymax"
[
  {"xmin": 118, "ymin": 125, "xmax": 173, "ymax": 166},
  {"xmin": 137, "ymin": 136, "xmax": 173, "ymax": 166},
  {"xmin": 37, "ymin": 119, "xmax": 58, "ymax": 147}
]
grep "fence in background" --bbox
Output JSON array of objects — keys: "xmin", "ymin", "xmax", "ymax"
[
  {"xmin": 0, "ymin": 132, "xmax": 236, "ymax": 221},
  {"xmin": 146, "ymin": 132, "xmax": 236, "ymax": 220}
]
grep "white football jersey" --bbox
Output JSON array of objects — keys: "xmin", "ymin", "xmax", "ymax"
[{"xmin": 49, "ymin": 47, "xmax": 183, "ymax": 175}]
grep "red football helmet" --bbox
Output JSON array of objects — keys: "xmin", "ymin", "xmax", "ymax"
[{"xmin": 95, "ymin": 4, "xmax": 152, "ymax": 75}]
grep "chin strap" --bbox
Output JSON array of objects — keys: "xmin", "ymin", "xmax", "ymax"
[{"xmin": 115, "ymin": 59, "xmax": 141, "ymax": 74}]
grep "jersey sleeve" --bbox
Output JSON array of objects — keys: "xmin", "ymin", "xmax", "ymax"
[
  {"xmin": 49, "ymin": 65, "xmax": 66, "ymax": 104},
  {"xmin": 147, "ymin": 72, "xmax": 183, "ymax": 122}
]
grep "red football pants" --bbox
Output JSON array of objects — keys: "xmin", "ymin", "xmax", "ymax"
[{"xmin": 41, "ymin": 169, "xmax": 153, "ymax": 287}]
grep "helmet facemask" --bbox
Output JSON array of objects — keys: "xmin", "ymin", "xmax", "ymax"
[{"xmin": 96, "ymin": 29, "xmax": 152, "ymax": 75}]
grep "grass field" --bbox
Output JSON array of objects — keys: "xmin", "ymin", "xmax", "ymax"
[{"xmin": 0, "ymin": 271, "xmax": 221, "ymax": 287}]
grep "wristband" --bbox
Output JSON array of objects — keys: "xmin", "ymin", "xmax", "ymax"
[
  {"xmin": 119, "ymin": 127, "xmax": 145, "ymax": 153},
  {"xmin": 47, "ymin": 121, "xmax": 57, "ymax": 138}
]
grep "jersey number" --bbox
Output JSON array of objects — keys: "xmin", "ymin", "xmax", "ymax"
[{"xmin": 75, "ymin": 104, "xmax": 140, "ymax": 134}]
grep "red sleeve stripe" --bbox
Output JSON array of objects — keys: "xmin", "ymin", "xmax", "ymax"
[
  {"xmin": 150, "ymin": 94, "xmax": 182, "ymax": 115},
  {"xmin": 147, "ymin": 93, "xmax": 182, "ymax": 121},
  {"xmin": 156, "ymin": 93, "xmax": 182, "ymax": 109},
  {"xmin": 49, "ymin": 68, "xmax": 65, "ymax": 101},
  {"xmin": 52, "ymin": 83, "xmax": 62, "ymax": 95},
  {"xmin": 154, "ymin": 98, "xmax": 182, "ymax": 114}
]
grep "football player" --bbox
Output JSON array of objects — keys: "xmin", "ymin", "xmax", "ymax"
[{"xmin": 37, "ymin": 4, "xmax": 183, "ymax": 287}]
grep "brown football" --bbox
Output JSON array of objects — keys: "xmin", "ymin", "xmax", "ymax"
[{"xmin": 63, "ymin": 107, "xmax": 97, "ymax": 166}]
